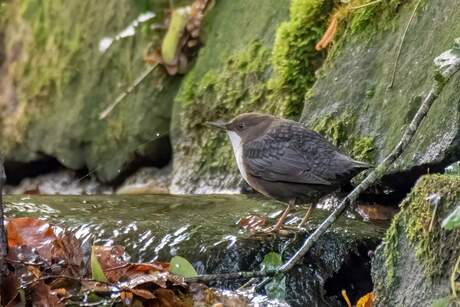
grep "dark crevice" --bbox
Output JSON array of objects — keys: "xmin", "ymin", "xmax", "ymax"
[
  {"xmin": 4, "ymin": 156, "xmax": 64, "ymax": 185},
  {"xmin": 107, "ymin": 135, "xmax": 172, "ymax": 186},
  {"xmin": 324, "ymin": 245, "xmax": 375, "ymax": 306},
  {"xmin": 4, "ymin": 135, "xmax": 173, "ymax": 187}
]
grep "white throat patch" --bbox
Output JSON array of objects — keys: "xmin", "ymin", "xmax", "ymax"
[{"xmin": 227, "ymin": 131, "xmax": 248, "ymax": 181}]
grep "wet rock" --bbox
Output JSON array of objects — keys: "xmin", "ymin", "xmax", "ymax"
[
  {"xmin": 5, "ymin": 193, "xmax": 386, "ymax": 306},
  {"xmin": 301, "ymin": 0, "xmax": 460, "ymax": 190},
  {"xmin": 0, "ymin": 0, "xmax": 177, "ymax": 182},
  {"xmin": 116, "ymin": 165, "xmax": 171, "ymax": 194},
  {"xmin": 371, "ymin": 174, "xmax": 460, "ymax": 306},
  {"xmin": 4, "ymin": 170, "xmax": 112, "ymax": 195}
]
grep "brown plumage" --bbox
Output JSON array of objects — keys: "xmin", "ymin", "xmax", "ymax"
[{"xmin": 208, "ymin": 112, "xmax": 369, "ymax": 231}]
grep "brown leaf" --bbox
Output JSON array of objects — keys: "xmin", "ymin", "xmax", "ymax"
[
  {"xmin": 357, "ymin": 203, "xmax": 398, "ymax": 221},
  {"xmin": 126, "ymin": 272, "xmax": 169, "ymax": 289},
  {"xmin": 7, "ymin": 217, "xmax": 56, "ymax": 261},
  {"xmin": 93, "ymin": 245, "xmax": 128, "ymax": 282},
  {"xmin": 130, "ymin": 288, "xmax": 156, "ymax": 300},
  {"xmin": 153, "ymin": 288, "xmax": 178, "ymax": 307},
  {"xmin": 356, "ymin": 292, "xmax": 374, "ymax": 307},
  {"xmin": 120, "ymin": 290, "xmax": 134, "ymax": 306},
  {"xmin": 1, "ymin": 272, "xmax": 19, "ymax": 306},
  {"xmin": 30, "ymin": 281, "xmax": 64, "ymax": 307},
  {"xmin": 315, "ymin": 14, "xmax": 338, "ymax": 51},
  {"xmin": 238, "ymin": 215, "xmax": 266, "ymax": 231}
]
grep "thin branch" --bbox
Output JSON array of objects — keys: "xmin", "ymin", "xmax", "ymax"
[
  {"xmin": 387, "ymin": 0, "xmax": 423, "ymax": 89},
  {"xmin": 99, "ymin": 63, "xmax": 159, "ymax": 120}
]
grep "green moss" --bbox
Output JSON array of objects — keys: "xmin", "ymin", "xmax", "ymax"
[
  {"xmin": 268, "ymin": 0, "xmax": 334, "ymax": 118},
  {"xmin": 177, "ymin": 41, "xmax": 281, "ymax": 176},
  {"xmin": 383, "ymin": 175, "xmax": 460, "ymax": 286},
  {"xmin": 312, "ymin": 113, "xmax": 375, "ymax": 163}
]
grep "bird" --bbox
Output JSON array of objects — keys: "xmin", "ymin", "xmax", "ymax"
[{"xmin": 207, "ymin": 112, "xmax": 369, "ymax": 232}]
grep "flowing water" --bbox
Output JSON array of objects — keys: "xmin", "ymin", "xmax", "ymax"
[{"xmin": 4, "ymin": 194, "xmax": 386, "ymax": 306}]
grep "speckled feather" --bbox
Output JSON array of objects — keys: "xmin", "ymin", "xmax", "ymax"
[{"xmin": 243, "ymin": 120, "xmax": 369, "ymax": 188}]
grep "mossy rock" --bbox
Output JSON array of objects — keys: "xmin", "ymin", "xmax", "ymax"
[
  {"xmin": 301, "ymin": 0, "xmax": 460, "ymax": 186},
  {"xmin": 372, "ymin": 174, "xmax": 460, "ymax": 306},
  {"xmin": 171, "ymin": 0, "xmax": 334, "ymax": 193},
  {"xmin": 0, "ymin": 0, "xmax": 179, "ymax": 182}
]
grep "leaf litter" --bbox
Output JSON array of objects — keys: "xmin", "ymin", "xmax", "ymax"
[{"xmin": 1, "ymin": 217, "xmax": 254, "ymax": 306}]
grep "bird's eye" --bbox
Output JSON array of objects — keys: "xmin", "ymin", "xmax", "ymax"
[{"xmin": 238, "ymin": 123, "xmax": 246, "ymax": 130}]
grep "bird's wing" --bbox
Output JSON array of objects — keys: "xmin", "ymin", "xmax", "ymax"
[{"xmin": 243, "ymin": 121, "xmax": 364, "ymax": 185}]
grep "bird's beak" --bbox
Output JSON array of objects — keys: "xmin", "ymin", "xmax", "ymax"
[{"xmin": 206, "ymin": 121, "xmax": 228, "ymax": 130}]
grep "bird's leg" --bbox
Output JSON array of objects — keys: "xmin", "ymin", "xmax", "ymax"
[
  {"xmin": 298, "ymin": 204, "xmax": 316, "ymax": 228},
  {"xmin": 272, "ymin": 199, "xmax": 294, "ymax": 232}
]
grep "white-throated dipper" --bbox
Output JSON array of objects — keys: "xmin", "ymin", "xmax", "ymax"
[{"xmin": 208, "ymin": 112, "xmax": 369, "ymax": 232}]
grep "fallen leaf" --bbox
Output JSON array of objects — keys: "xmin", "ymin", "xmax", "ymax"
[
  {"xmin": 130, "ymin": 288, "xmax": 156, "ymax": 300},
  {"xmin": 170, "ymin": 256, "xmax": 198, "ymax": 278},
  {"xmin": 126, "ymin": 272, "xmax": 170, "ymax": 289},
  {"xmin": 30, "ymin": 281, "xmax": 64, "ymax": 307},
  {"xmin": 120, "ymin": 290, "xmax": 134, "ymax": 306},
  {"xmin": 315, "ymin": 13, "xmax": 338, "ymax": 51},
  {"xmin": 92, "ymin": 245, "xmax": 128, "ymax": 282},
  {"xmin": 1, "ymin": 272, "xmax": 19, "ymax": 306},
  {"xmin": 357, "ymin": 203, "xmax": 398, "ymax": 221},
  {"xmin": 356, "ymin": 292, "xmax": 374, "ymax": 307},
  {"xmin": 91, "ymin": 246, "xmax": 108, "ymax": 282},
  {"xmin": 7, "ymin": 217, "xmax": 56, "ymax": 261},
  {"xmin": 238, "ymin": 215, "xmax": 266, "ymax": 231}
]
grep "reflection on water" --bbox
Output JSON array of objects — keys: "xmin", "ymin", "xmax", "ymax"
[
  {"xmin": 4, "ymin": 194, "xmax": 384, "ymax": 269},
  {"xmin": 4, "ymin": 194, "xmax": 282, "ymax": 262}
]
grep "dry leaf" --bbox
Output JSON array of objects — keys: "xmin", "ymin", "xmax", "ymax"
[
  {"xmin": 316, "ymin": 14, "xmax": 338, "ymax": 51},
  {"xmin": 356, "ymin": 292, "xmax": 374, "ymax": 307}
]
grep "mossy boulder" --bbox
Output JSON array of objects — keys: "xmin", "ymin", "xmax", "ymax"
[
  {"xmin": 0, "ymin": 0, "xmax": 179, "ymax": 182},
  {"xmin": 171, "ymin": 0, "xmax": 334, "ymax": 193},
  {"xmin": 301, "ymin": 0, "xmax": 460, "ymax": 187},
  {"xmin": 372, "ymin": 174, "xmax": 460, "ymax": 306}
]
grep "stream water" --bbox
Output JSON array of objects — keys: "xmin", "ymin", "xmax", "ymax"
[{"xmin": 4, "ymin": 194, "xmax": 386, "ymax": 306}]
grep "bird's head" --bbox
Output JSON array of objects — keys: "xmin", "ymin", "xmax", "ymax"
[{"xmin": 207, "ymin": 112, "xmax": 275, "ymax": 142}]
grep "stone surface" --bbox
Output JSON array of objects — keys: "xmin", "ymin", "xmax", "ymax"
[
  {"xmin": 371, "ymin": 174, "xmax": 460, "ymax": 306},
  {"xmin": 0, "ymin": 0, "xmax": 178, "ymax": 182},
  {"xmin": 301, "ymin": 0, "xmax": 460, "ymax": 190}
]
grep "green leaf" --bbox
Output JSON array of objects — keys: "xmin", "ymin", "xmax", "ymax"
[
  {"xmin": 261, "ymin": 252, "xmax": 283, "ymax": 271},
  {"xmin": 261, "ymin": 252, "xmax": 286, "ymax": 300},
  {"xmin": 161, "ymin": 8, "xmax": 189, "ymax": 64},
  {"xmin": 91, "ymin": 246, "xmax": 108, "ymax": 282},
  {"xmin": 169, "ymin": 256, "xmax": 198, "ymax": 278},
  {"xmin": 442, "ymin": 206, "xmax": 460, "ymax": 230}
]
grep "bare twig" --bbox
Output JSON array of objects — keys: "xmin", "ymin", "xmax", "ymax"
[
  {"xmin": 99, "ymin": 63, "xmax": 159, "ymax": 120},
  {"xmin": 387, "ymin": 0, "xmax": 423, "ymax": 89}
]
